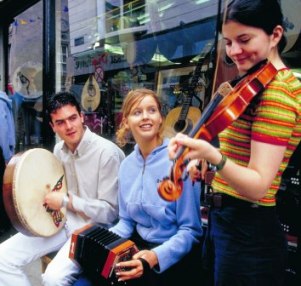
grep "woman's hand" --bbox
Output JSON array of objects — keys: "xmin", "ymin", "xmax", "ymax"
[
  {"xmin": 168, "ymin": 133, "xmax": 217, "ymax": 164},
  {"xmin": 187, "ymin": 159, "xmax": 209, "ymax": 181},
  {"xmin": 168, "ymin": 133, "xmax": 186, "ymax": 159},
  {"xmin": 187, "ymin": 159, "xmax": 201, "ymax": 182},
  {"xmin": 115, "ymin": 250, "xmax": 157, "ymax": 282}
]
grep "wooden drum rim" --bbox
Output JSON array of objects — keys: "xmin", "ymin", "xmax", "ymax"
[{"xmin": 3, "ymin": 148, "xmax": 67, "ymax": 237}]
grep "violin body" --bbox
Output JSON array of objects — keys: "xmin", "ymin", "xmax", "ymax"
[{"xmin": 158, "ymin": 61, "xmax": 278, "ymax": 201}]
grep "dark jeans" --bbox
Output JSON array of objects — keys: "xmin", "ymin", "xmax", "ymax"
[{"xmin": 203, "ymin": 204, "xmax": 288, "ymax": 286}]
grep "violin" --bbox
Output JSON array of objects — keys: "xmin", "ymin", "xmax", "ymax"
[{"xmin": 157, "ymin": 61, "xmax": 278, "ymax": 201}]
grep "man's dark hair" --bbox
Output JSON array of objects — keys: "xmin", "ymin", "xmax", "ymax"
[{"xmin": 46, "ymin": 91, "xmax": 81, "ymax": 123}]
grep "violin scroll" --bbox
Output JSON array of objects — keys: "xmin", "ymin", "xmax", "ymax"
[
  {"xmin": 158, "ymin": 151, "xmax": 189, "ymax": 201},
  {"xmin": 157, "ymin": 178, "xmax": 182, "ymax": 202}
]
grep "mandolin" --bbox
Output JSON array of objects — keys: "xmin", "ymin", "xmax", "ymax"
[{"xmin": 81, "ymin": 74, "xmax": 101, "ymax": 112}]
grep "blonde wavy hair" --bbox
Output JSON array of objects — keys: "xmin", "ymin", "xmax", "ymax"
[{"xmin": 115, "ymin": 88, "xmax": 165, "ymax": 147}]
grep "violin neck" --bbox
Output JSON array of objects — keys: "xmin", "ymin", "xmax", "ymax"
[
  {"xmin": 188, "ymin": 82, "xmax": 232, "ymax": 138},
  {"xmin": 232, "ymin": 59, "xmax": 268, "ymax": 87},
  {"xmin": 174, "ymin": 81, "xmax": 232, "ymax": 160}
]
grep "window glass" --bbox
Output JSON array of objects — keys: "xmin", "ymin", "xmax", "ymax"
[
  {"xmin": 56, "ymin": 0, "xmax": 218, "ymax": 151},
  {"xmin": 6, "ymin": 0, "xmax": 301, "ymax": 154},
  {"xmin": 8, "ymin": 1, "xmax": 43, "ymax": 152}
]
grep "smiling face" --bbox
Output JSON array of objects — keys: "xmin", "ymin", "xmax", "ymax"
[
  {"xmin": 124, "ymin": 94, "xmax": 163, "ymax": 149},
  {"xmin": 49, "ymin": 104, "xmax": 85, "ymax": 152},
  {"xmin": 222, "ymin": 20, "xmax": 280, "ymax": 74}
]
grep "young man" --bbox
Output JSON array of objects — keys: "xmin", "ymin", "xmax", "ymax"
[{"xmin": 0, "ymin": 91, "xmax": 125, "ymax": 286}]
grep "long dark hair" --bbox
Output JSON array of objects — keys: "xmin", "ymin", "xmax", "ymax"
[{"xmin": 223, "ymin": 0, "xmax": 286, "ymax": 52}]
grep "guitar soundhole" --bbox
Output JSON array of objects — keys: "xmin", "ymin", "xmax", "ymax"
[{"xmin": 174, "ymin": 120, "xmax": 186, "ymax": 132}]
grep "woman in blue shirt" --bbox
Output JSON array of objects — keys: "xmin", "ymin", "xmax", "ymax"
[{"xmin": 74, "ymin": 88, "xmax": 203, "ymax": 285}]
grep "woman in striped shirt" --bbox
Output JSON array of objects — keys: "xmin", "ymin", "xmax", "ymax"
[{"xmin": 168, "ymin": 0, "xmax": 301, "ymax": 285}]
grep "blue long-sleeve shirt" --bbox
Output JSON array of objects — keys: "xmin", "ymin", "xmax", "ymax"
[
  {"xmin": 110, "ymin": 138, "xmax": 202, "ymax": 273},
  {"xmin": 0, "ymin": 91, "xmax": 15, "ymax": 162}
]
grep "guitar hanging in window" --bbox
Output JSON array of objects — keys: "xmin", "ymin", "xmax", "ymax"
[{"xmin": 163, "ymin": 47, "xmax": 213, "ymax": 138}]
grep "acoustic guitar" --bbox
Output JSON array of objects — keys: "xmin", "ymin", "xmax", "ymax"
[
  {"xmin": 81, "ymin": 74, "xmax": 101, "ymax": 112},
  {"xmin": 163, "ymin": 46, "xmax": 214, "ymax": 138},
  {"xmin": 164, "ymin": 94, "xmax": 201, "ymax": 138}
]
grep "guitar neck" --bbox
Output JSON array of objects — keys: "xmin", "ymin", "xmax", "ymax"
[
  {"xmin": 178, "ymin": 94, "xmax": 193, "ymax": 120},
  {"xmin": 180, "ymin": 49, "xmax": 210, "ymax": 114}
]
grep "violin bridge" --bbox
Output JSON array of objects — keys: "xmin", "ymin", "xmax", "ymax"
[{"xmin": 217, "ymin": 81, "xmax": 233, "ymax": 97}]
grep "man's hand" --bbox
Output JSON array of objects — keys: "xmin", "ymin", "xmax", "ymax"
[{"xmin": 44, "ymin": 192, "xmax": 65, "ymax": 211}]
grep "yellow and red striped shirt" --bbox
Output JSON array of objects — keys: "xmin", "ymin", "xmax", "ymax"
[{"xmin": 212, "ymin": 69, "xmax": 301, "ymax": 206}]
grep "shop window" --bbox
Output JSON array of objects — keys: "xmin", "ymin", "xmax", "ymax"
[
  {"xmin": 8, "ymin": 0, "xmax": 43, "ymax": 152},
  {"xmin": 56, "ymin": 0, "xmax": 301, "ymax": 156},
  {"xmin": 74, "ymin": 36, "xmax": 84, "ymax": 47},
  {"xmin": 4, "ymin": 0, "xmax": 301, "ymax": 156},
  {"xmin": 105, "ymin": 0, "xmax": 145, "ymax": 34}
]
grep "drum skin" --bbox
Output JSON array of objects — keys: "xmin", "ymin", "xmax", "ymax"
[{"xmin": 3, "ymin": 148, "xmax": 67, "ymax": 237}]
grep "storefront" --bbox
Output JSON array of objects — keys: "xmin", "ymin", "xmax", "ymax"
[
  {"xmin": 1, "ymin": 0, "xmax": 299, "ymax": 151},
  {"xmin": 0, "ymin": 0, "xmax": 301, "ymax": 283}
]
